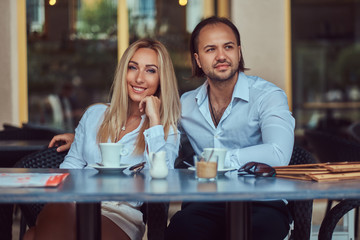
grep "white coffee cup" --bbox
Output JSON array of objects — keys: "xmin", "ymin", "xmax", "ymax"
[
  {"xmin": 202, "ymin": 148, "xmax": 227, "ymax": 170},
  {"xmin": 99, "ymin": 143, "xmax": 128, "ymax": 167}
]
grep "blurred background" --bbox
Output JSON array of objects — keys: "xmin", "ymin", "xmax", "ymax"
[
  {"xmin": 1, "ymin": 0, "xmax": 360, "ymax": 144},
  {"xmin": 1, "ymin": 1, "xmax": 360, "ymax": 238}
]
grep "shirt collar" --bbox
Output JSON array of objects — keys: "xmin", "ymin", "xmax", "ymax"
[
  {"xmin": 233, "ymin": 72, "xmax": 249, "ymax": 102},
  {"xmin": 195, "ymin": 81, "xmax": 209, "ymax": 106},
  {"xmin": 195, "ymin": 72, "xmax": 249, "ymax": 104}
]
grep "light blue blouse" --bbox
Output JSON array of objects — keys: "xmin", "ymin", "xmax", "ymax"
[
  {"xmin": 60, "ymin": 104, "xmax": 180, "ymax": 170},
  {"xmin": 180, "ymin": 72, "xmax": 295, "ymax": 168}
]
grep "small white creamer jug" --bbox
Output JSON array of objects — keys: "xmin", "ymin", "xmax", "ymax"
[{"xmin": 149, "ymin": 151, "xmax": 168, "ymax": 179}]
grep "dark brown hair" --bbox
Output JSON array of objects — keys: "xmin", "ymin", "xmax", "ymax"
[{"xmin": 190, "ymin": 16, "xmax": 247, "ymax": 78}]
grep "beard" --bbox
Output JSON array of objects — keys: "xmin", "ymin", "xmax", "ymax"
[
  {"xmin": 206, "ymin": 61, "xmax": 239, "ymax": 83},
  {"xmin": 207, "ymin": 68, "xmax": 238, "ymax": 83}
]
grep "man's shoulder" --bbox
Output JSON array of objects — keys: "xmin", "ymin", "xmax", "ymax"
[
  {"xmin": 180, "ymin": 87, "xmax": 200, "ymax": 103},
  {"xmin": 179, "ymin": 86, "xmax": 204, "ymax": 116},
  {"xmin": 245, "ymin": 74, "xmax": 284, "ymax": 94}
]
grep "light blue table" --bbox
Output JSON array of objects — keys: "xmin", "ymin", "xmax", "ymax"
[{"xmin": 1, "ymin": 168, "xmax": 360, "ymax": 240}]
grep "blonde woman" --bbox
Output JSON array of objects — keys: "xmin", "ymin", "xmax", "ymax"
[{"xmin": 24, "ymin": 39, "xmax": 181, "ymax": 240}]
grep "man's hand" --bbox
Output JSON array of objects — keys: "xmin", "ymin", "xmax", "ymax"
[{"xmin": 48, "ymin": 133, "xmax": 75, "ymax": 152}]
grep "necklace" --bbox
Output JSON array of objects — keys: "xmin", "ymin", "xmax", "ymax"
[
  {"xmin": 121, "ymin": 116, "xmax": 141, "ymax": 131},
  {"xmin": 208, "ymin": 90, "xmax": 219, "ymax": 127}
]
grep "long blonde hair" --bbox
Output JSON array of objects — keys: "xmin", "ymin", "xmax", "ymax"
[{"xmin": 97, "ymin": 39, "xmax": 181, "ymax": 154}]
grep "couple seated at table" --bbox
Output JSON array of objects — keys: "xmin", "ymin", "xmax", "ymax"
[{"xmin": 24, "ymin": 16, "xmax": 295, "ymax": 240}]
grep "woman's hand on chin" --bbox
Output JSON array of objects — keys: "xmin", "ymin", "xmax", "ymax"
[{"xmin": 139, "ymin": 96, "xmax": 161, "ymax": 127}]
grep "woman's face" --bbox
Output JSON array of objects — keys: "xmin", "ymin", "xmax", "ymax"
[{"xmin": 126, "ymin": 48, "xmax": 160, "ymax": 103}]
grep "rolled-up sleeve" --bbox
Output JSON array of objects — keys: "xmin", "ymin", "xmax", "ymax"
[
  {"xmin": 227, "ymin": 90, "xmax": 295, "ymax": 168},
  {"xmin": 144, "ymin": 125, "xmax": 180, "ymax": 169}
]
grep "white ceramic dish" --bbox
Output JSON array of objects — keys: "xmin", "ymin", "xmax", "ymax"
[
  {"xmin": 89, "ymin": 164, "xmax": 130, "ymax": 172},
  {"xmin": 187, "ymin": 166, "xmax": 237, "ymax": 174}
]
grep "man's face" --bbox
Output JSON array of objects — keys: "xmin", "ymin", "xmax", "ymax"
[{"xmin": 194, "ymin": 23, "xmax": 241, "ymax": 83}]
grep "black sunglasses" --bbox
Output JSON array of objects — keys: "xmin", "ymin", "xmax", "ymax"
[
  {"xmin": 122, "ymin": 162, "xmax": 145, "ymax": 176},
  {"xmin": 128, "ymin": 162, "xmax": 146, "ymax": 174},
  {"xmin": 238, "ymin": 162, "xmax": 276, "ymax": 177}
]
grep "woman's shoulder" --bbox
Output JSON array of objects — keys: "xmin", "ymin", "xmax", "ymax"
[
  {"xmin": 81, "ymin": 103, "xmax": 109, "ymax": 120},
  {"xmin": 86, "ymin": 103, "xmax": 109, "ymax": 113}
]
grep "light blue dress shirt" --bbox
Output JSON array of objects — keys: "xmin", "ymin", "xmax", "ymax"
[
  {"xmin": 60, "ymin": 104, "xmax": 180, "ymax": 169},
  {"xmin": 180, "ymin": 72, "xmax": 295, "ymax": 168}
]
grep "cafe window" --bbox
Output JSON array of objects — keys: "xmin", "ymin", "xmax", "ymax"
[
  {"xmin": 291, "ymin": 0, "xmax": 360, "ymax": 132},
  {"xmin": 26, "ymin": 0, "xmax": 118, "ymax": 132},
  {"xmin": 26, "ymin": 0, "xmax": 220, "ymax": 132}
]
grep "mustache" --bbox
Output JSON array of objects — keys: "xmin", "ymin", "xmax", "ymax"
[{"xmin": 213, "ymin": 60, "xmax": 231, "ymax": 68}]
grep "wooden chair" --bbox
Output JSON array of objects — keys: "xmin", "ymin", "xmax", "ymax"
[{"xmin": 14, "ymin": 147, "xmax": 169, "ymax": 240}]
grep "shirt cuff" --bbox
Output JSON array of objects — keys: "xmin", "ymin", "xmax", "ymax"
[
  {"xmin": 143, "ymin": 125, "xmax": 164, "ymax": 140},
  {"xmin": 226, "ymin": 149, "xmax": 240, "ymax": 169}
]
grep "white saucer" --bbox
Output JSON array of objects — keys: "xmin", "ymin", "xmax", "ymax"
[
  {"xmin": 187, "ymin": 166, "xmax": 237, "ymax": 173},
  {"xmin": 89, "ymin": 164, "xmax": 130, "ymax": 172}
]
